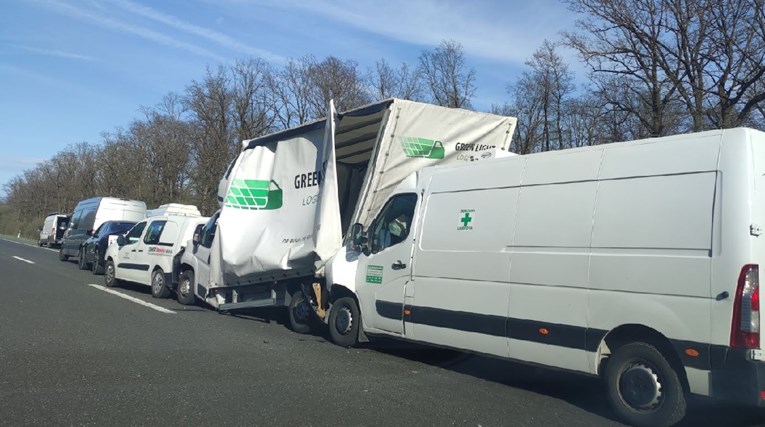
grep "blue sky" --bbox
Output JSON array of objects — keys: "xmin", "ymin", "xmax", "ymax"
[{"xmin": 0, "ymin": 0, "xmax": 580, "ymax": 196}]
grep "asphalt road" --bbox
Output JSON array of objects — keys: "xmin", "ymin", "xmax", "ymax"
[{"xmin": 0, "ymin": 238, "xmax": 763, "ymax": 427}]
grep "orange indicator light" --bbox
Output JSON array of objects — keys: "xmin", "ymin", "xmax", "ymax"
[
  {"xmin": 685, "ymin": 349, "xmax": 700, "ymax": 357},
  {"xmin": 539, "ymin": 328, "xmax": 549, "ymax": 335}
]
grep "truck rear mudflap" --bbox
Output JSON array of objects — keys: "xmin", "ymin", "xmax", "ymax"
[{"xmin": 710, "ymin": 348, "xmax": 765, "ymax": 406}]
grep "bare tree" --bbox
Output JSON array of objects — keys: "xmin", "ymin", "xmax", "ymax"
[
  {"xmin": 273, "ymin": 56, "xmax": 314, "ymax": 129},
  {"xmin": 306, "ymin": 56, "xmax": 371, "ymax": 117},
  {"xmin": 418, "ymin": 40, "xmax": 476, "ymax": 108},
  {"xmin": 367, "ymin": 59, "xmax": 424, "ymax": 101}
]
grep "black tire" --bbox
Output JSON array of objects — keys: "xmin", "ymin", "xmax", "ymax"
[
  {"xmin": 151, "ymin": 268, "xmax": 171, "ymax": 299},
  {"xmin": 77, "ymin": 248, "xmax": 88, "ymax": 270},
  {"xmin": 176, "ymin": 270, "xmax": 196, "ymax": 305},
  {"xmin": 59, "ymin": 247, "xmax": 68, "ymax": 262},
  {"xmin": 104, "ymin": 259, "xmax": 120, "ymax": 288},
  {"xmin": 288, "ymin": 291, "xmax": 312, "ymax": 334},
  {"xmin": 605, "ymin": 342, "xmax": 686, "ymax": 427},
  {"xmin": 91, "ymin": 255, "xmax": 103, "ymax": 275},
  {"xmin": 328, "ymin": 297, "xmax": 360, "ymax": 347}
]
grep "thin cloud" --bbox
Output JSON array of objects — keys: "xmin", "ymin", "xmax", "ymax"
[
  {"xmin": 18, "ymin": 45, "xmax": 97, "ymax": 61},
  {"xmin": 254, "ymin": 0, "xmax": 574, "ymax": 65},
  {"xmin": 32, "ymin": 0, "xmax": 227, "ymax": 63},
  {"xmin": 107, "ymin": 0, "xmax": 284, "ymax": 63}
]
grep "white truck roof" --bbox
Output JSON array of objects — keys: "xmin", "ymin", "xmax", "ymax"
[{"xmin": 146, "ymin": 203, "xmax": 201, "ymax": 218}]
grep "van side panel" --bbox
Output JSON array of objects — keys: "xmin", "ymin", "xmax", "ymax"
[{"xmin": 505, "ymin": 151, "xmax": 602, "ymax": 373}]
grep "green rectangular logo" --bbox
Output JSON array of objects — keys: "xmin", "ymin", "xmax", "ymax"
[
  {"xmin": 225, "ymin": 179, "xmax": 283, "ymax": 210},
  {"xmin": 400, "ymin": 136, "xmax": 445, "ymax": 159},
  {"xmin": 365, "ymin": 265, "xmax": 384, "ymax": 284}
]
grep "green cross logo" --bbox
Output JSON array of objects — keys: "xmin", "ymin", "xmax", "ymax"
[
  {"xmin": 457, "ymin": 209, "xmax": 475, "ymax": 231},
  {"xmin": 224, "ymin": 179, "xmax": 283, "ymax": 210},
  {"xmin": 460, "ymin": 212, "xmax": 472, "ymax": 227}
]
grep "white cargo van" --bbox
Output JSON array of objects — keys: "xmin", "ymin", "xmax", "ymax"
[
  {"xmin": 104, "ymin": 211, "xmax": 208, "ymax": 299},
  {"xmin": 38, "ymin": 213, "xmax": 69, "ymax": 247},
  {"xmin": 60, "ymin": 197, "xmax": 146, "ymax": 262},
  {"xmin": 320, "ymin": 128, "xmax": 765, "ymax": 426}
]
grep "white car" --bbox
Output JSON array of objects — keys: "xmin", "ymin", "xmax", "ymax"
[{"xmin": 103, "ymin": 214, "xmax": 208, "ymax": 298}]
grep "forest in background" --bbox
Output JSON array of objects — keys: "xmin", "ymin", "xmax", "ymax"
[{"xmin": 3, "ymin": 0, "xmax": 764, "ymax": 238}]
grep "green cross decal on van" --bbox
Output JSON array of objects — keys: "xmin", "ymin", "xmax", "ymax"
[
  {"xmin": 225, "ymin": 179, "xmax": 283, "ymax": 210},
  {"xmin": 366, "ymin": 265, "xmax": 384, "ymax": 284},
  {"xmin": 399, "ymin": 136, "xmax": 446, "ymax": 159}
]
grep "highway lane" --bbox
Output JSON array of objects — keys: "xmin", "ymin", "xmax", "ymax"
[{"xmin": 0, "ymin": 238, "xmax": 762, "ymax": 426}]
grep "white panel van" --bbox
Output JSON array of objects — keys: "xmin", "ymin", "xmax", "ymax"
[
  {"xmin": 322, "ymin": 128, "xmax": 765, "ymax": 426},
  {"xmin": 60, "ymin": 197, "xmax": 146, "ymax": 262},
  {"xmin": 38, "ymin": 213, "xmax": 69, "ymax": 247},
  {"xmin": 103, "ymin": 213, "xmax": 208, "ymax": 299}
]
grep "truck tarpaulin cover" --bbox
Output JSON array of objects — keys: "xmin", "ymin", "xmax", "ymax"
[{"xmin": 212, "ymin": 98, "xmax": 516, "ymax": 286}]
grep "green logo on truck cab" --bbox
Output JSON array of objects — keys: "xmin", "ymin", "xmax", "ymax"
[
  {"xmin": 225, "ymin": 179, "xmax": 283, "ymax": 210},
  {"xmin": 366, "ymin": 265, "xmax": 384, "ymax": 284},
  {"xmin": 400, "ymin": 136, "xmax": 445, "ymax": 159}
]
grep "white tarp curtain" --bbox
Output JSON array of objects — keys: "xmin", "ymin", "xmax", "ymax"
[
  {"xmin": 211, "ymin": 114, "xmax": 337, "ymax": 285},
  {"xmin": 352, "ymin": 99, "xmax": 517, "ymax": 226}
]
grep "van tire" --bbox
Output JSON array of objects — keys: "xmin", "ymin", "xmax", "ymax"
[
  {"xmin": 151, "ymin": 268, "xmax": 171, "ymax": 299},
  {"xmin": 104, "ymin": 259, "xmax": 120, "ymax": 288},
  {"xmin": 92, "ymin": 257, "xmax": 103, "ymax": 275},
  {"xmin": 288, "ymin": 291, "xmax": 312, "ymax": 334},
  {"xmin": 328, "ymin": 297, "xmax": 360, "ymax": 347},
  {"xmin": 78, "ymin": 248, "xmax": 88, "ymax": 270},
  {"xmin": 59, "ymin": 248, "xmax": 68, "ymax": 262},
  {"xmin": 177, "ymin": 270, "xmax": 196, "ymax": 305},
  {"xmin": 605, "ymin": 342, "xmax": 686, "ymax": 427}
]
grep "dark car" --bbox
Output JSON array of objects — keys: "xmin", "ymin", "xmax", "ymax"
[{"xmin": 81, "ymin": 220, "xmax": 137, "ymax": 274}]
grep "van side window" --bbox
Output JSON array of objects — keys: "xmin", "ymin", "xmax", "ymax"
[
  {"xmin": 369, "ymin": 193, "xmax": 417, "ymax": 254},
  {"xmin": 143, "ymin": 221, "xmax": 167, "ymax": 245},
  {"xmin": 125, "ymin": 222, "xmax": 147, "ymax": 244},
  {"xmin": 70, "ymin": 210, "xmax": 83, "ymax": 230},
  {"xmin": 200, "ymin": 212, "xmax": 220, "ymax": 249},
  {"xmin": 81, "ymin": 208, "xmax": 96, "ymax": 232}
]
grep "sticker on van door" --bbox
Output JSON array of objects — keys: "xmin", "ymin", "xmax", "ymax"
[
  {"xmin": 224, "ymin": 179, "xmax": 283, "ymax": 210},
  {"xmin": 399, "ymin": 137, "xmax": 445, "ymax": 159},
  {"xmin": 366, "ymin": 265, "xmax": 384, "ymax": 284},
  {"xmin": 457, "ymin": 209, "xmax": 474, "ymax": 231}
]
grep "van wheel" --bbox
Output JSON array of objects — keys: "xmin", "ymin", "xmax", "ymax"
[
  {"xmin": 78, "ymin": 248, "xmax": 88, "ymax": 270},
  {"xmin": 59, "ymin": 248, "xmax": 68, "ymax": 261},
  {"xmin": 151, "ymin": 268, "xmax": 171, "ymax": 299},
  {"xmin": 328, "ymin": 297, "xmax": 360, "ymax": 347},
  {"xmin": 177, "ymin": 270, "xmax": 196, "ymax": 305},
  {"xmin": 92, "ymin": 257, "xmax": 103, "ymax": 275},
  {"xmin": 104, "ymin": 259, "xmax": 120, "ymax": 288},
  {"xmin": 605, "ymin": 342, "xmax": 686, "ymax": 427},
  {"xmin": 288, "ymin": 291, "xmax": 312, "ymax": 334}
]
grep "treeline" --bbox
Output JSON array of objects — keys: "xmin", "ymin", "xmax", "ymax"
[{"xmin": 3, "ymin": 0, "xmax": 765, "ymax": 239}]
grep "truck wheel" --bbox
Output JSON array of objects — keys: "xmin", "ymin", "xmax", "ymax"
[
  {"xmin": 328, "ymin": 297, "xmax": 360, "ymax": 347},
  {"xmin": 78, "ymin": 248, "xmax": 88, "ymax": 270},
  {"xmin": 605, "ymin": 342, "xmax": 686, "ymax": 427},
  {"xmin": 151, "ymin": 268, "xmax": 171, "ymax": 299},
  {"xmin": 177, "ymin": 270, "xmax": 196, "ymax": 305},
  {"xmin": 104, "ymin": 259, "xmax": 120, "ymax": 288},
  {"xmin": 288, "ymin": 291, "xmax": 312, "ymax": 334},
  {"xmin": 59, "ymin": 247, "xmax": 68, "ymax": 262}
]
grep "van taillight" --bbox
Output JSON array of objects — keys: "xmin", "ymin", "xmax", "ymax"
[{"xmin": 731, "ymin": 264, "xmax": 760, "ymax": 349}]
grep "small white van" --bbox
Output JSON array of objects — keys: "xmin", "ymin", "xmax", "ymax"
[
  {"xmin": 103, "ymin": 209, "xmax": 208, "ymax": 299},
  {"xmin": 38, "ymin": 213, "xmax": 69, "ymax": 247},
  {"xmin": 321, "ymin": 128, "xmax": 765, "ymax": 426},
  {"xmin": 60, "ymin": 197, "xmax": 146, "ymax": 262}
]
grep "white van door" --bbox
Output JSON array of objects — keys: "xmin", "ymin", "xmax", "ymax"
[
  {"xmin": 192, "ymin": 213, "xmax": 219, "ymax": 299},
  {"xmin": 116, "ymin": 221, "xmax": 147, "ymax": 282},
  {"xmin": 355, "ymin": 193, "xmax": 418, "ymax": 335}
]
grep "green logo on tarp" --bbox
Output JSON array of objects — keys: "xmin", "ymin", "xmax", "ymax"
[
  {"xmin": 458, "ymin": 209, "xmax": 474, "ymax": 231},
  {"xmin": 225, "ymin": 179, "xmax": 283, "ymax": 210},
  {"xmin": 400, "ymin": 136, "xmax": 445, "ymax": 159},
  {"xmin": 366, "ymin": 265, "xmax": 383, "ymax": 284}
]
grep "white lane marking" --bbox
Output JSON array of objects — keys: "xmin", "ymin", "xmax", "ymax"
[
  {"xmin": 12, "ymin": 256, "xmax": 35, "ymax": 264},
  {"xmin": 0, "ymin": 238, "xmax": 57, "ymax": 252},
  {"xmin": 87, "ymin": 284, "xmax": 176, "ymax": 314}
]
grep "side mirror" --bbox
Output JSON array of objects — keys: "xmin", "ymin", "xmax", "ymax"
[
  {"xmin": 192, "ymin": 232, "xmax": 200, "ymax": 247},
  {"xmin": 349, "ymin": 223, "xmax": 368, "ymax": 253},
  {"xmin": 86, "ymin": 229, "xmax": 94, "ymax": 236},
  {"xmin": 116, "ymin": 235, "xmax": 126, "ymax": 246},
  {"xmin": 37, "ymin": 226, "xmax": 43, "ymax": 232}
]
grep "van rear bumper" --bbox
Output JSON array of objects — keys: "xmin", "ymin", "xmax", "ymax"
[{"xmin": 709, "ymin": 347, "xmax": 765, "ymax": 406}]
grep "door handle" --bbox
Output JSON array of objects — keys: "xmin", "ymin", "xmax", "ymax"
[
  {"xmin": 391, "ymin": 261, "xmax": 406, "ymax": 270},
  {"xmin": 131, "ymin": 249, "xmax": 136, "ymax": 252},
  {"xmin": 138, "ymin": 250, "xmax": 143, "ymax": 253}
]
